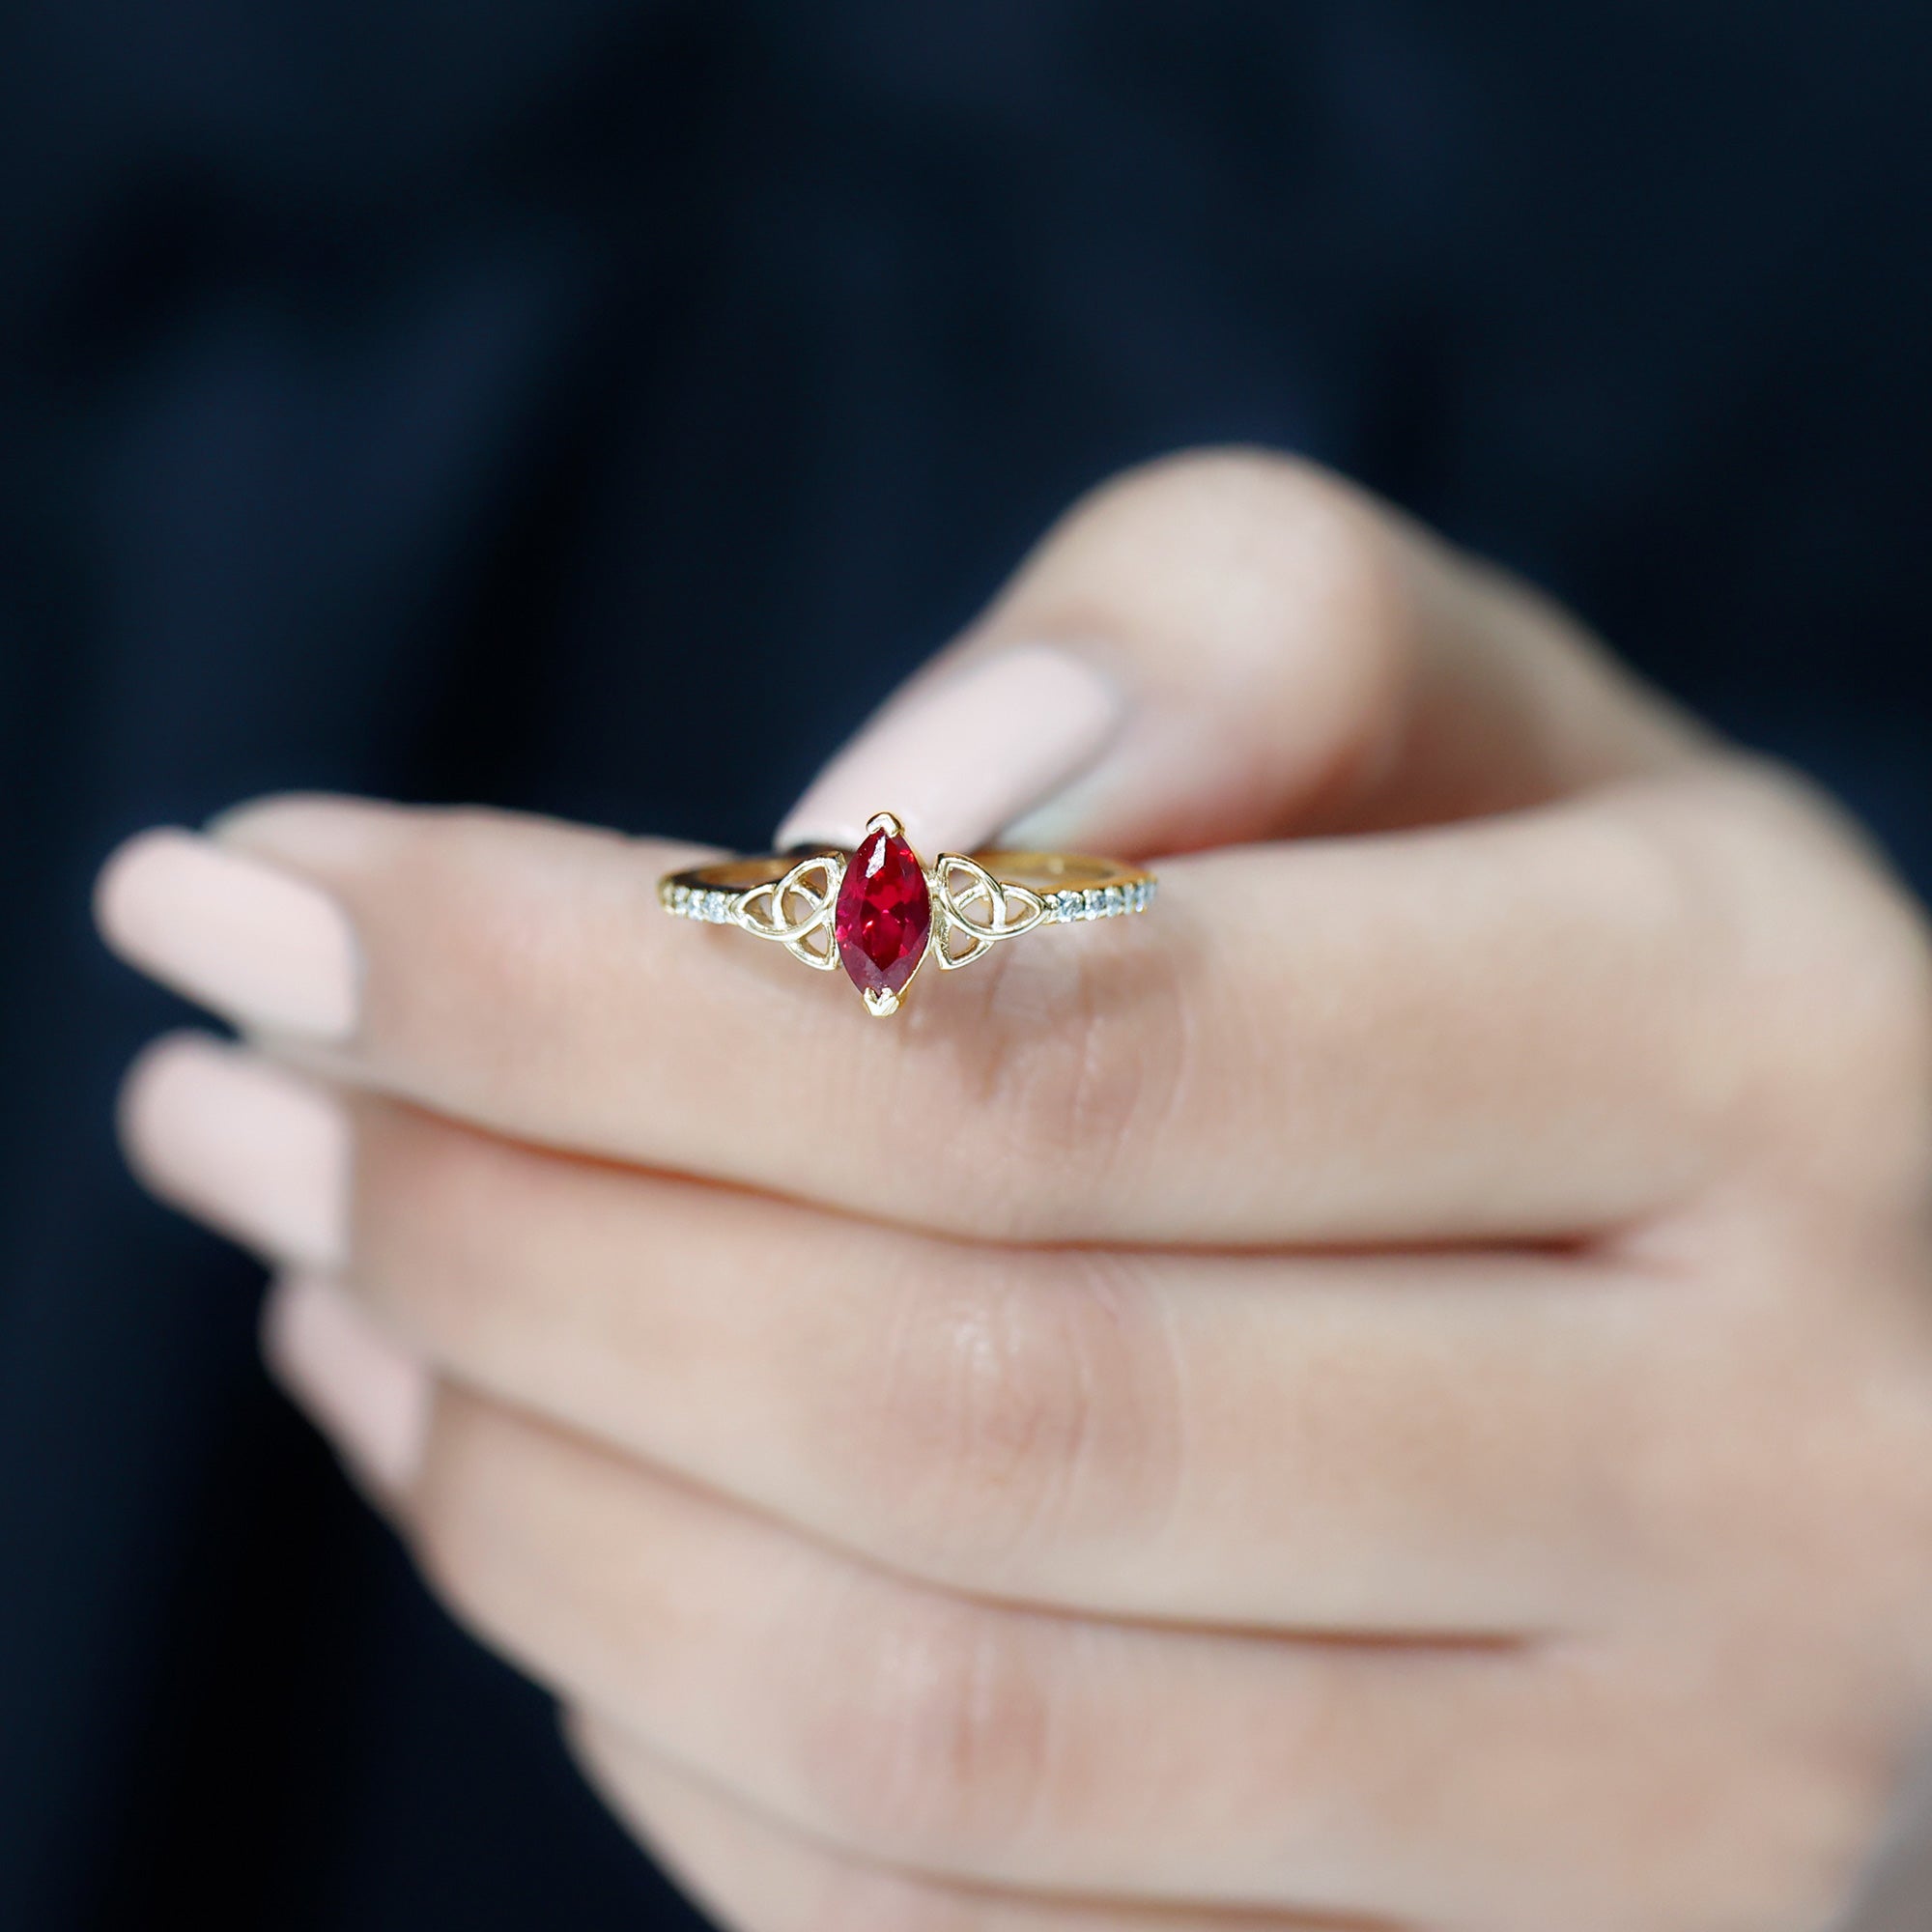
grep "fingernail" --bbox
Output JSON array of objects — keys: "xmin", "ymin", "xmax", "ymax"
[
  {"xmin": 119, "ymin": 1035, "xmax": 349, "ymax": 1269},
  {"xmin": 775, "ymin": 643, "xmax": 1124, "ymax": 854},
  {"xmin": 96, "ymin": 828, "xmax": 359, "ymax": 1038},
  {"xmin": 263, "ymin": 1273, "xmax": 431, "ymax": 1497}
]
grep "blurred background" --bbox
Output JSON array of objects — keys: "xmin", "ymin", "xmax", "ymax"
[{"xmin": 3, "ymin": 3, "xmax": 1929, "ymax": 1926}]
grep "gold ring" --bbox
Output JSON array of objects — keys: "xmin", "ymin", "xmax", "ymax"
[{"xmin": 660, "ymin": 811, "xmax": 1157, "ymax": 1016}]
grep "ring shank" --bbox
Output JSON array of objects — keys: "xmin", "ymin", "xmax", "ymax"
[
  {"xmin": 664, "ymin": 847, "xmax": 1151, "ymax": 895},
  {"xmin": 969, "ymin": 850, "xmax": 1151, "ymax": 893}
]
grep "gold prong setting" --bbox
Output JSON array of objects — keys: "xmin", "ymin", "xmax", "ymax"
[{"xmin": 660, "ymin": 810, "xmax": 1155, "ymax": 1014}]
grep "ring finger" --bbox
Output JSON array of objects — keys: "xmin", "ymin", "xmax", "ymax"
[{"xmin": 393, "ymin": 1374, "xmax": 1573, "ymax": 1923}]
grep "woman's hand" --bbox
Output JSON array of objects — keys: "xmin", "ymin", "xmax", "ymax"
[{"xmin": 98, "ymin": 453, "xmax": 1932, "ymax": 1932}]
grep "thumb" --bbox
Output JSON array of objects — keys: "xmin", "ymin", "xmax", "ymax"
[{"xmin": 776, "ymin": 449, "xmax": 1704, "ymax": 859}]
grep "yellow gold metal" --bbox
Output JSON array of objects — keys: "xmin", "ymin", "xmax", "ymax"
[
  {"xmin": 659, "ymin": 813, "xmax": 1156, "ymax": 1015},
  {"xmin": 733, "ymin": 853, "xmax": 841, "ymax": 969},
  {"xmin": 930, "ymin": 853, "xmax": 1047, "ymax": 969}
]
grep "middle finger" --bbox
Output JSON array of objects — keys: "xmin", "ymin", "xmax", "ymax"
[{"xmin": 126, "ymin": 1034, "xmax": 1663, "ymax": 1634}]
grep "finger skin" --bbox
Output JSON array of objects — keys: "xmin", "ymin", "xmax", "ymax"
[
  {"xmin": 406, "ymin": 1385, "xmax": 1543, "ymax": 1918},
  {"xmin": 197, "ymin": 767, "xmax": 1827, "ymax": 1249},
  {"xmin": 94, "ymin": 443, "xmax": 1932, "ymax": 1932},
  {"xmin": 394, "ymin": 1388, "xmax": 1892, "ymax": 1932},
  {"xmin": 259, "ymin": 1270, "xmax": 430, "ymax": 1500},
  {"xmin": 783, "ymin": 450, "xmax": 1700, "ymax": 860},
  {"xmin": 565, "ymin": 1716, "xmax": 1413, "ymax": 1932},
  {"xmin": 104, "ymin": 449, "xmax": 1732, "ymax": 1250},
  {"xmin": 326, "ymin": 1083, "xmax": 1651, "ymax": 1633},
  {"xmin": 153, "ymin": 453, "xmax": 1786, "ymax": 1251}
]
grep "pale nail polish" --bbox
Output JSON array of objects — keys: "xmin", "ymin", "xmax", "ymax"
[
  {"xmin": 263, "ymin": 1273, "xmax": 432, "ymax": 1496},
  {"xmin": 120, "ymin": 1036, "xmax": 350, "ymax": 1269},
  {"xmin": 96, "ymin": 828, "xmax": 359, "ymax": 1038},
  {"xmin": 775, "ymin": 643, "xmax": 1124, "ymax": 855}
]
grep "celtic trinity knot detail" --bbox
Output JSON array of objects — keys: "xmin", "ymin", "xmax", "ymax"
[
  {"xmin": 734, "ymin": 854, "xmax": 842, "ymax": 969},
  {"xmin": 733, "ymin": 849, "xmax": 1047, "ymax": 976},
  {"xmin": 930, "ymin": 854, "xmax": 1047, "ymax": 970}
]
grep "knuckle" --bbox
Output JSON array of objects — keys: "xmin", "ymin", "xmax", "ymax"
[
  {"xmin": 1034, "ymin": 446, "xmax": 1416, "ymax": 781},
  {"xmin": 1820, "ymin": 872, "xmax": 1932, "ymax": 1105},
  {"xmin": 1744, "ymin": 772, "xmax": 1932, "ymax": 1168},
  {"xmin": 1078, "ymin": 445, "xmax": 1411, "ymax": 652},
  {"xmin": 1079, "ymin": 443, "xmax": 1333, "ymax": 525},
  {"xmin": 1081, "ymin": 444, "xmax": 1368, "ymax": 549},
  {"xmin": 849, "ymin": 1244, "xmax": 1178, "ymax": 1578},
  {"xmin": 1615, "ymin": 763, "xmax": 1932, "ymax": 1179},
  {"xmin": 1732, "ymin": 768, "xmax": 1932, "ymax": 1054},
  {"xmin": 866, "ymin": 1252, "xmax": 1094, "ymax": 1560},
  {"xmin": 802, "ymin": 1597, "xmax": 1053, "ymax": 1862}
]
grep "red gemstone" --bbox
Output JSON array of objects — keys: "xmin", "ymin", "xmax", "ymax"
[{"xmin": 835, "ymin": 826, "xmax": 931, "ymax": 1000}]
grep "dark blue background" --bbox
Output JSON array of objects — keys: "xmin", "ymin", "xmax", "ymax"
[{"xmin": 2, "ymin": 3, "xmax": 1928, "ymax": 1925}]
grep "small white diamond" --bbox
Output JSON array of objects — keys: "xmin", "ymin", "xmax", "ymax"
[
  {"xmin": 1082, "ymin": 887, "xmax": 1104, "ymax": 919},
  {"xmin": 1103, "ymin": 885, "xmax": 1124, "ymax": 915}
]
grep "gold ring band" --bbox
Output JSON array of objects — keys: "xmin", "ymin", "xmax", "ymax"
[{"xmin": 659, "ymin": 810, "xmax": 1156, "ymax": 1016}]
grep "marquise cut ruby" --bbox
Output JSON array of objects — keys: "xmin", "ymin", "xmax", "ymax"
[{"xmin": 835, "ymin": 826, "xmax": 931, "ymax": 1000}]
